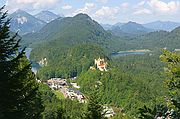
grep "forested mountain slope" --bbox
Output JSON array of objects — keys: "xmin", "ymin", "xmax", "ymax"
[
  {"xmin": 27, "ymin": 14, "xmax": 118, "ymax": 78},
  {"xmin": 116, "ymin": 26, "xmax": 180, "ymax": 50}
]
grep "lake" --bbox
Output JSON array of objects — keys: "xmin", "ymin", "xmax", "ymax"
[
  {"xmin": 111, "ymin": 51, "xmax": 146, "ymax": 57},
  {"xmin": 25, "ymin": 48, "xmax": 39, "ymax": 74}
]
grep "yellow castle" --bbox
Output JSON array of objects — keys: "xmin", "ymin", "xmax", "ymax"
[{"xmin": 94, "ymin": 58, "xmax": 108, "ymax": 71}]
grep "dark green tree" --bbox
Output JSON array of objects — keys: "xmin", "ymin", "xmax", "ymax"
[
  {"xmin": 160, "ymin": 49, "xmax": 180, "ymax": 118},
  {"xmin": 0, "ymin": 6, "xmax": 44, "ymax": 119},
  {"xmin": 85, "ymin": 85, "xmax": 106, "ymax": 119}
]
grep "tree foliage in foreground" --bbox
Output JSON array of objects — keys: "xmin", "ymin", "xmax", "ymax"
[
  {"xmin": 0, "ymin": 6, "xmax": 44, "ymax": 119},
  {"xmin": 139, "ymin": 49, "xmax": 180, "ymax": 119}
]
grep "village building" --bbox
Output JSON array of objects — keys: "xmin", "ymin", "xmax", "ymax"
[
  {"xmin": 70, "ymin": 83, "xmax": 80, "ymax": 89},
  {"xmin": 46, "ymin": 78, "xmax": 86, "ymax": 103},
  {"xmin": 65, "ymin": 88, "xmax": 86, "ymax": 103},
  {"xmin": 103, "ymin": 106, "xmax": 115, "ymax": 118},
  {"xmin": 47, "ymin": 78, "xmax": 67, "ymax": 90},
  {"xmin": 39, "ymin": 58, "xmax": 48, "ymax": 67}
]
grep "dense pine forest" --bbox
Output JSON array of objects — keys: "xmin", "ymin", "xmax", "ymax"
[{"xmin": 0, "ymin": 4, "xmax": 180, "ymax": 119}]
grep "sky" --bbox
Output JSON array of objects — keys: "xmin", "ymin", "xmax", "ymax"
[{"xmin": 0, "ymin": 0, "xmax": 180, "ymax": 24}]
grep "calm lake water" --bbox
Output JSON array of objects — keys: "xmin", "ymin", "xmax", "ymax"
[
  {"xmin": 25, "ymin": 48, "xmax": 39, "ymax": 74},
  {"xmin": 111, "ymin": 51, "xmax": 146, "ymax": 57}
]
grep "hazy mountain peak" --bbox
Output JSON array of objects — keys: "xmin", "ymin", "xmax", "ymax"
[
  {"xmin": 15, "ymin": 9, "xmax": 25, "ymax": 13},
  {"xmin": 126, "ymin": 21, "xmax": 141, "ymax": 26},
  {"xmin": 13, "ymin": 9, "xmax": 31, "ymax": 17},
  {"xmin": 101, "ymin": 24, "xmax": 112, "ymax": 30},
  {"xmin": 122, "ymin": 21, "xmax": 146, "ymax": 29},
  {"xmin": 35, "ymin": 10, "xmax": 59, "ymax": 23},
  {"xmin": 10, "ymin": 10, "xmax": 46, "ymax": 35},
  {"xmin": 110, "ymin": 21, "xmax": 153, "ymax": 36}
]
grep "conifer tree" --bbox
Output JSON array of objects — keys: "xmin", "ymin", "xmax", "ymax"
[
  {"xmin": 85, "ymin": 85, "xmax": 106, "ymax": 119},
  {"xmin": 0, "ymin": 6, "xmax": 44, "ymax": 119}
]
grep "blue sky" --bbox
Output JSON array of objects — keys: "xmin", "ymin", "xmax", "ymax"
[{"xmin": 1, "ymin": 0, "xmax": 180, "ymax": 24}]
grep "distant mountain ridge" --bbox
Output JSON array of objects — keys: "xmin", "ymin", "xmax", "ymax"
[
  {"xmin": 9, "ymin": 9, "xmax": 46, "ymax": 35},
  {"xmin": 110, "ymin": 21, "xmax": 153, "ymax": 37},
  {"xmin": 113, "ymin": 22, "xmax": 124, "ymax": 27},
  {"xmin": 101, "ymin": 21, "xmax": 180, "ymax": 32},
  {"xmin": 143, "ymin": 21, "xmax": 180, "ymax": 31},
  {"xmin": 123, "ymin": 26, "xmax": 180, "ymax": 50},
  {"xmin": 35, "ymin": 11, "xmax": 60, "ymax": 23},
  {"xmin": 100, "ymin": 24, "xmax": 112, "ymax": 30},
  {"xmin": 120, "ymin": 21, "xmax": 153, "ymax": 34}
]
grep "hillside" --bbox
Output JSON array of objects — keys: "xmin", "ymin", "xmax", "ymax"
[
  {"xmin": 22, "ymin": 13, "xmax": 115, "ymax": 50},
  {"xmin": 33, "ymin": 44, "xmax": 108, "ymax": 79},
  {"xmin": 120, "ymin": 26, "xmax": 180, "ymax": 50},
  {"xmin": 9, "ymin": 9, "xmax": 46, "ymax": 35}
]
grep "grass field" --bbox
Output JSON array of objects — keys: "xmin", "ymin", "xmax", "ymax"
[{"xmin": 53, "ymin": 90, "xmax": 65, "ymax": 99}]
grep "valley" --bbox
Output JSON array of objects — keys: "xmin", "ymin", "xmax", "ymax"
[
  {"xmin": 21, "ymin": 12, "xmax": 179, "ymax": 118},
  {"xmin": 1, "ymin": 3, "xmax": 180, "ymax": 119}
]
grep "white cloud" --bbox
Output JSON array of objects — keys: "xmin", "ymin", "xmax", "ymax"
[
  {"xmin": 121, "ymin": 2, "xmax": 129, "ymax": 8},
  {"xmin": 133, "ymin": 8, "xmax": 152, "ymax": 15},
  {"xmin": 93, "ymin": 6, "xmax": 119, "ymax": 21},
  {"xmin": 137, "ymin": 1, "xmax": 146, "ymax": 6},
  {"xmin": 133, "ymin": 1, "xmax": 152, "ymax": 15},
  {"xmin": 72, "ymin": 3, "xmax": 95, "ymax": 16},
  {"xmin": 62, "ymin": 4, "xmax": 72, "ymax": 10},
  {"xmin": 148, "ymin": 0, "xmax": 180, "ymax": 13},
  {"xmin": 16, "ymin": 0, "xmax": 35, "ymax": 4},
  {"xmin": 6, "ymin": 0, "xmax": 60, "ymax": 12},
  {"xmin": 97, "ymin": 0, "xmax": 108, "ymax": 4}
]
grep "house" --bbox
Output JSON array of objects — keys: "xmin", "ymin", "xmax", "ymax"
[
  {"xmin": 66, "ymin": 88, "xmax": 86, "ymax": 103},
  {"xmin": 95, "ymin": 58, "xmax": 108, "ymax": 71},
  {"xmin": 39, "ymin": 58, "xmax": 48, "ymax": 67},
  {"xmin": 71, "ymin": 83, "xmax": 80, "ymax": 89},
  {"xmin": 90, "ymin": 66, "xmax": 96, "ymax": 70},
  {"xmin": 47, "ymin": 78, "xmax": 67, "ymax": 90},
  {"xmin": 103, "ymin": 106, "xmax": 115, "ymax": 118}
]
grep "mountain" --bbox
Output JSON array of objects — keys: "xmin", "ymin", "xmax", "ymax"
[
  {"xmin": 22, "ymin": 13, "xmax": 115, "ymax": 50},
  {"xmin": 100, "ymin": 24, "xmax": 112, "ymax": 30},
  {"xmin": 110, "ymin": 21, "xmax": 153, "ymax": 37},
  {"xmin": 113, "ymin": 22, "xmax": 124, "ymax": 27},
  {"xmin": 25, "ymin": 13, "xmax": 114, "ymax": 78},
  {"xmin": 120, "ymin": 26, "xmax": 180, "ymax": 50},
  {"xmin": 35, "ymin": 11, "xmax": 60, "ymax": 23},
  {"xmin": 100, "ymin": 22, "xmax": 124, "ymax": 31},
  {"xmin": 109, "ymin": 26, "xmax": 130, "ymax": 37},
  {"xmin": 120, "ymin": 21, "xmax": 153, "ymax": 34},
  {"xmin": 144, "ymin": 21, "xmax": 180, "ymax": 31},
  {"xmin": 10, "ymin": 9, "xmax": 46, "ymax": 35}
]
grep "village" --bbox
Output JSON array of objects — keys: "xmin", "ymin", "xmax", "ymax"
[
  {"xmin": 45, "ymin": 58, "xmax": 115, "ymax": 118},
  {"xmin": 46, "ymin": 77, "xmax": 87, "ymax": 103}
]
